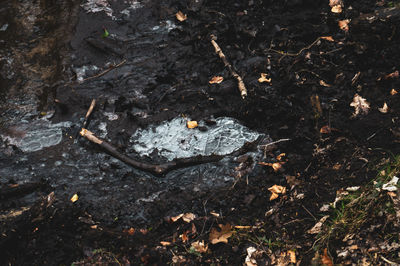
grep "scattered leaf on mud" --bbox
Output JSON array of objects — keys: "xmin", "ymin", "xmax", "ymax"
[
  {"xmin": 288, "ymin": 250, "xmax": 296, "ymax": 263},
  {"xmin": 319, "ymin": 80, "xmax": 331, "ymax": 87},
  {"xmin": 382, "ymin": 176, "xmax": 398, "ymax": 191},
  {"xmin": 209, "ymin": 76, "xmax": 224, "ymax": 84},
  {"xmin": 171, "ymin": 212, "xmax": 196, "ymax": 222},
  {"xmin": 391, "ymin": 89, "xmax": 398, "ymax": 95},
  {"xmin": 259, "ymin": 162, "xmax": 283, "ymax": 172},
  {"xmin": 180, "ymin": 231, "xmax": 189, "ymax": 242},
  {"xmin": 123, "ymin": 227, "xmax": 135, "ymax": 235},
  {"xmin": 331, "ymin": 5, "xmax": 342, "ymax": 13},
  {"xmin": 385, "ymin": 70, "xmax": 399, "ymax": 79},
  {"xmin": 268, "ymin": 185, "xmax": 286, "ymax": 201},
  {"xmin": 70, "ymin": 194, "xmax": 79, "ymax": 202},
  {"xmin": 245, "ymin": 247, "xmax": 257, "ymax": 266},
  {"xmin": 191, "ymin": 241, "xmax": 208, "ymax": 253},
  {"xmin": 258, "ymin": 73, "xmax": 271, "ymax": 83},
  {"xmin": 321, "ymin": 36, "xmax": 335, "ymax": 42},
  {"xmin": 350, "ymin": 94, "xmax": 370, "ymax": 117},
  {"xmin": 321, "ymin": 248, "xmax": 333, "ymax": 266},
  {"xmin": 187, "ymin": 121, "xmax": 198, "ymax": 129},
  {"xmin": 307, "ymin": 215, "xmax": 329, "ymax": 234},
  {"xmin": 320, "ymin": 125, "xmax": 331, "ymax": 134},
  {"xmin": 209, "ymin": 224, "xmax": 233, "ymax": 244},
  {"xmin": 276, "ymin": 153, "xmax": 286, "ymax": 161},
  {"xmin": 160, "ymin": 241, "xmax": 171, "ymax": 246},
  {"xmin": 378, "ymin": 102, "xmax": 389, "ymax": 113},
  {"xmin": 176, "ymin": 11, "xmax": 187, "ymax": 22},
  {"xmin": 338, "ymin": 19, "xmax": 350, "ymax": 32}
]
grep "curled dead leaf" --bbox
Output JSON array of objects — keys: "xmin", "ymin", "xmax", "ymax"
[
  {"xmin": 320, "ymin": 36, "xmax": 335, "ymax": 42},
  {"xmin": 191, "ymin": 240, "xmax": 208, "ymax": 253},
  {"xmin": 350, "ymin": 94, "xmax": 370, "ymax": 117},
  {"xmin": 258, "ymin": 73, "xmax": 271, "ymax": 83},
  {"xmin": 390, "ymin": 89, "xmax": 398, "ymax": 95},
  {"xmin": 319, "ymin": 80, "xmax": 331, "ymax": 87},
  {"xmin": 320, "ymin": 125, "xmax": 331, "ymax": 134},
  {"xmin": 124, "ymin": 227, "xmax": 135, "ymax": 235},
  {"xmin": 171, "ymin": 212, "xmax": 196, "ymax": 222},
  {"xmin": 338, "ymin": 19, "xmax": 350, "ymax": 32},
  {"xmin": 321, "ymin": 248, "xmax": 334, "ymax": 266},
  {"xmin": 180, "ymin": 231, "xmax": 189, "ymax": 242},
  {"xmin": 331, "ymin": 5, "xmax": 342, "ymax": 13},
  {"xmin": 268, "ymin": 185, "xmax": 286, "ymax": 201},
  {"xmin": 209, "ymin": 224, "xmax": 233, "ymax": 244},
  {"xmin": 307, "ymin": 215, "xmax": 329, "ymax": 234},
  {"xmin": 259, "ymin": 162, "xmax": 283, "ymax": 172},
  {"xmin": 176, "ymin": 11, "xmax": 187, "ymax": 22},
  {"xmin": 209, "ymin": 76, "xmax": 224, "ymax": 84},
  {"xmin": 276, "ymin": 153, "xmax": 286, "ymax": 161},
  {"xmin": 378, "ymin": 102, "xmax": 389, "ymax": 113},
  {"xmin": 187, "ymin": 121, "xmax": 198, "ymax": 129},
  {"xmin": 70, "ymin": 194, "xmax": 79, "ymax": 202}
]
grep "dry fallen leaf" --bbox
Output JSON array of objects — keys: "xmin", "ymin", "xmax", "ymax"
[
  {"xmin": 276, "ymin": 153, "xmax": 286, "ymax": 161},
  {"xmin": 307, "ymin": 215, "xmax": 329, "ymax": 234},
  {"xmin": 320, "ymin": 36, "xmax": 335, "ymax": 42},
  {"xmin": 160, "ymin": 241, "xmax": 172, "ymax": 246},
  {"xmin": 321, "ymin": 248, "xmax": 334, "ymax": 266},
  {"xmin": 187, "ymin": 121, "xmax": 198, "ymax": 129},
  {"xmin": 268, "ymin": 185, "xmax": 286, "ymax": 201},
  {"xmin": 329, "ymin": 0, "xmax": 343, "ymax": 7},
  {"xmin": 390, "ymin": 89, "xmax": 398, "ymax": 95},
  {"xmin": 320, "ymin": 125, "xmax": 331, "ymax": 134},
  {"xmin": 350, "ymin": 94, "xmax": 370, "ymax": 117},
  {"xmin": 171, "ymin": 213, "xmax": 184, "ymax": 222},
  {"xmin": 209, "ymin": 224, "xmax": 233, "ymax": 244},
  {"xmin": 180, "ymin": 231, "xmax": 189, "ymax": 242},
  {"xmin": 378, "ymin": 102, "xmax": 389, "ymax": 113},
  {"xmin": 258, "ymin": 73, "xmax": 271, "ymax": 83},
  {"xmin": 124, "ymin": 227, "xmax": 135, "ymax": 235},
  {"xmin": 70, "ymin": 194, "xmax": 79, "ymax": 202},
  {"xmin": 209, "ymin": 76, "xmax": 224, "ymax": 84},
  {"xmin": 287, "ymin": 250, "xmax": 297, "ymax": 264},
  {"xmin": 338, "ymin": 19, "xmax": 350, "ymax": 32},
  {"xmin": 191, "ymin": 240, "xmax": 208, "ymax": 253},
  {"xmin": 331, "ymin": 5, "xmax": 342, "ymax": 13},
  {"xmin": 319, "ymin": 80, "xmax": 331, "ymax": 87},
  {"xmin": 385, "ymin": 70, "xmax": 399, "ymax": 79},
  {"xmin": 176, "ymin": 11, "xmax": 187, "ymax": 22},
  {"xmin": 182, "ymin": 212, "xmax": 196, "ymax": 223},
  {"xmin": 259, "ymin": 162, "xmax": 283, "ymax": 172}
]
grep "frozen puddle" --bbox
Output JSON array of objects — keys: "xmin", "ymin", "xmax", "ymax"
[
  {"xmin": 0, "ymin": 119, "xmax": 71, "ymax": 153},
  {"xmin": 129, "ymin": 117, "xmax": 262, "ymax": 161}
]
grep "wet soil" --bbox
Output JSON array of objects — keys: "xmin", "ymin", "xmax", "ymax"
[{"xmin": 1, "ymin": 0, "xmax": 400, "ymax": 265}]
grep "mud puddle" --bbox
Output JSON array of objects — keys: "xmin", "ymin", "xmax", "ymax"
[{"xmin": 1, "ymin": 0, "xmax": 272, "ymax": 226}]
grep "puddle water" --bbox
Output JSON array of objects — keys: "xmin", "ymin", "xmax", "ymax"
[{"xmin": 0, "ymin": 0, "xmax": 272, "ymax": 226}]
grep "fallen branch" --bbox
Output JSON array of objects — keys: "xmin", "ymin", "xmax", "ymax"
[
  {"xmin": 80, "ymin": 128, "xmax": 262, "ymax": 176},
  {"xmin": 210, "ymin": 35, "xmax": 247, "ymax": 99}
]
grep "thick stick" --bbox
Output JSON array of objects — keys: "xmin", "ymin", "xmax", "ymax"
[
  {"xmin": 210, "ymin": 35, "xmax": 247, "ymax": 99},
  {"xmin": 80, "ymin": 129, "xmax": 263, "ymax": 176}
]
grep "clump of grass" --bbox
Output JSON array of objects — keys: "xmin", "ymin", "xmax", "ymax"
[{"xmin": 316, "ymin": 155, "xmax": 400, "ymax": 255}]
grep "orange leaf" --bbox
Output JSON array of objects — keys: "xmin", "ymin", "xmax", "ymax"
[
  {"xmin": 70, "ymin": 194, "xmax": 79, "ymax": 202},
  {"xmin": 187, "ymin": 121, "xmax": 198, "ymax": 129},
  {"xmin": 209, "ymin": 76, "xmax": 224, "ymax": 84},
  {"xmin": 320, "ymin": 36, "xmax": 334, "ymax": 42},
  {"xmin": 320, "ymin": 125, "xmax": 331, "ymax": 134},
  {"xmin": 276, "ymin": 153, "xmax": 286, "ymax": 161},
  {"xmin": 180, "ymin": 231, "xmax": 189, "ymax": 243},
  {"xmin": 272, "ymin": 162, "xmax": 282, "ymax": 172},
  {"xmin": 176, "ymin": 11, "xmax": 187, "ymax": 22},
  {"xmin": 331, "ymin": 5, "xmax": 342, "ymax": 13},
  {"xmin": 390, "ymin": 89, "xmax": 398, "ymax": 95},
  {"xmin": 258, "ymin": 73, "xmax": 271, "ymax": 83},
  {"xmin": 321, "ymin": 248, "xmax": 333, "ymax": 266},
  {"xmin": 268, "ymin": 185, "xmax": 286, "ymax": 200},
  {"xmin": 319, "ymin": 80, "xmax": 331, "ymax": 87},
  {"xmin": 269, "ymin": 192, "xmax": 279, "ymax": 201},
  {"xmin": 191, "ymin": 241, "xmax": 208, "ymax": 253},
  {"xmin": 338, "ymin": 19, "xmax": 350, "ymax": 32},
  {"xmin": 160, "ymin": 241, "xmax": 172, "ymax": 246},
  {"xmin": 209, "ymin": 224, "xmax": 233, "ymax": 244},
  {"xmin": 288, "ymin": 250, "xmax": 296, "ymax": 264}
]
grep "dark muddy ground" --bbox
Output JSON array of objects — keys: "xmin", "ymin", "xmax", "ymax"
[{"xmin": 1, "ymin": 0, "xmax": 400, "ymax": 265}]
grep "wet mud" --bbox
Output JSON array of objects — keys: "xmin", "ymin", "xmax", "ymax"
[{"xmin": 1, "ymin": 0, "xmax": 400, "ymax": 264}]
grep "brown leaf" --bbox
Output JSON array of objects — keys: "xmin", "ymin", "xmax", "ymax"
[
  {"xmin": 171, "ymin": 213, "xmax": 184, "ymax": 222},
  {"xmin": 307, "ymin": 215, "xmax": 329, "ymax": 234},
  {"xmin": 321, "ymin": 248, "xmax": 333, "ymax": 266},
  {"xmin": 258, "ymin": 73, "xmax": 272, "ymax": 83},
  {"xmin": 187, "ymin": 121, "xmax": 198, "ymax": 129},
  {"xmin": 378, "ymin": 102, "xmax": 389, "ymax": 113},
  {"xmin": 390, "ymin": 89, "xmax": 398, "ymax": 95},
  {"xmin": 329, "ymin": 0, "xmax": 343, "ymax": 7},
  {"xmin": 385, "ymin": 70, "xmax": 399, "ymax": 79},
  {"xmin": 331, "ymin": 5, "xmax": 342, "ymax": 13},
  {"xmin": 160, "ymin": 241, "xmax": 172, "ymax": 246},
  {"xmin": 259, "ymin": 162, "xmax": 283, "ymax": 172},
  {"xmin": 176, "ymin": 11, "xmax": 187, "ymax": 22},
  {"xmin": 70, "ymin": 194, "xmax": 79, "ymax": 202},
  {"xmin": 191, "ymin": 240, "xmax": 208, "ymax": 253},
  {"xmin": 209, "ymin": 76, "xmax": 224, "ymax": 84},
  {"xmin": 268, "ymin": 185, "xmax": 286, "ymax": 200},
  {"xmin": 209, "ymin": 224, "xmax": 233, "ymax": 244},
  {"xmin": 180, "ymin": 231, "xmax": 189, "ymax": 242},
  {"xmin": 350, "ymin": 94, "xmax": 370, "ymax": 117},
  {"xmin": 182, "ymin": 213, "xmax": 196, "ymax": 223},
  {"xmin": 288, "ymin": 250, "xmax": 296, "ymax": 264},
  {"xmin": 320, "ymin": 125, "xmax": 331, "ymax": 134},
  {"xmin": 321, "ymin": 36, "xmax": 335, "ymax": 42},
  {"xmin": 319, "ymin": 80, "xmax": 331, "ymax": 87},
  {"xmin": 124, "ymin": 227, "xmax": 135, "ymax": 235},
  {"xmin": 338, "ymin": 19, "xmax": 350, "ymax": 32},
  {"xmin": 276, "ymin": 153, "xmax": 286, "ymax": 161}
]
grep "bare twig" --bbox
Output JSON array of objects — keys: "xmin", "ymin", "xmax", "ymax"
[
  {"xmin": 210, "ymin": 35, "xmax": 247, "ymax": 99},
  {"xmin": 80, "ymin": 59, "xmax": 126, "ymax": 83},
  {"xmin": 260, "ymin": 138, "xmax": 291, "ymax": 148},
  {"xmin": 82, "ymin": 99, "xmax": 96, "ymax": 129}
]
